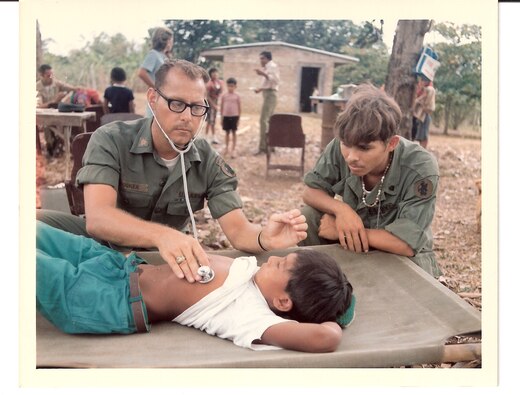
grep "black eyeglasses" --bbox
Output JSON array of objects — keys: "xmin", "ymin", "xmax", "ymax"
[{"xmin": 155, "ymin": 88, "xmax": 209, "ymax": 117}]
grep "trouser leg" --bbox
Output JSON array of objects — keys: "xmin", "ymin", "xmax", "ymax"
[
  {"xmin": 36, "ymin": 220, "xmax": 116, "ymax": 263},
  {"xmin": 259, "ymin": 90, "xmax": 277, "ymax": 152},
  {"xmin": 36, "ymin": 209, "xmax": 108, "ymax": 245}
]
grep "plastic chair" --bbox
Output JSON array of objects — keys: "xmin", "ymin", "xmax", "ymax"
[
  {"xmin": 64, "ymin": 133, "xmax": 92, "ymax": 216},
  {"xmin": 100, "ymin": 112, "xmax": 143, "ymax": 126},
  {"xmin": 266, "ymin": 113, "xmax": 306, "ymax": 177}
]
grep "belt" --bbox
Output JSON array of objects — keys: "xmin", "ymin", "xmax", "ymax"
[{"xmin": 129, "ymin": 271, "xmax": 148, "ymax": 333}]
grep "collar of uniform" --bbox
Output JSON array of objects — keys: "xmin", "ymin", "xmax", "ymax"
[
  {"xmin": 381, "ymin": 137, "xmax": 403, "ymax": 197},
  {"xmin": 344, "ymin": 138, "xmax": 404, "ymax": 199},
  {"xmin": 130, "ymin": 118, "xmax": 155, "ymax": 154},
  {"xmin": 128, "ymin": 119, "xmax": 202, "ymax": 162}
]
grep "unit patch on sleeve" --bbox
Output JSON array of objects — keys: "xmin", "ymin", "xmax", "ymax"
[
  {"xmin": 414, "ymin": 179, "xmax": 434, "ymax": 199},
  {"xmin": 216, "ymin": 156, "xmax": 236, "ymax": 178}
]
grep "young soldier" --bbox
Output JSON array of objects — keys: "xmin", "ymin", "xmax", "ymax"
[{"xmin": 300, "ymin": 84, "xmax": 441, "ymax": 277}]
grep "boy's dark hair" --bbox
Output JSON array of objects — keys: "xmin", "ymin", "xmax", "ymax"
[
  {"xmin": 335, "ymin": 84, "xmax": 402, "ymax": 146},
  {"xmin": 226, "ymin": 77, "xmax": 237, "ymax": 85},
  {"xmin": 155, "ymin": 59, "xmax": 210, "ymax": 89},
  {"xmin": 151, "ymin": 27, "xmax": 173, "ymax": 51},
  {"xmin": 208, "ymin": 68, "xmax": 218, "ymax": 76},
  {"xmin": 283, "ymin": 249, "xmax": 353, "ymax": 327},
  {"xmin": 38, "ymin": 64, "xmax": 52, "ymax": 74},
  {"xmin": 260, "ymin": 51, "xmax": 272, "ymax": 60},
  {"xmin": 110, "ymin": 67, "xmax": 126, "ymax": 83}
]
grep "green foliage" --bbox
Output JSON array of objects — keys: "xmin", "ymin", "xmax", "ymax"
[
  {"xmin": 333, "ymin": 46, "xmax": 389, "ymax": 90},
  {"xmin": 43, "ymin": 32, "xmax": 148, "ymax": 92},
  {"xmin": 430, "ymin": 22, "xmax": 481, "ymax": 131},
  {"xmin": 165, "ymin": 20, "xmax": 238, "ymax": 64}
]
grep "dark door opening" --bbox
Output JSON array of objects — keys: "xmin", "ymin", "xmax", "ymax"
[{"xmin": 299, "ymin": 67, "xmax": 320, "ymax": 112}]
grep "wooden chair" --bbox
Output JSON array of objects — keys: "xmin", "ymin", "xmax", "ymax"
[
  {"xmin": 84, "ymin": 104, "xmax": 104, "ymax": 132},
  {"xmin": 100, "ymin": 112, "xmax": 143, "ymax": 126},
  {"xmin": 266, "ymin": 113, "xmax": 306, "ymax": 177},
  {"xmin": 64, "ymin": 132, "xmax": 92, "ymax": 216}
]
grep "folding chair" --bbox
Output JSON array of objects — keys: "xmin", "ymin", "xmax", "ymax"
[
  {"xmin": 266, "ymin": 113, "xmax": 306, "ymax": 177},
  {"xmin": 100, "ymin": 112, "xmax": 143, "ymax": 126},
  {"xmin": 64, "ymin": 132, "xmax": 92, "ymax": 216}
]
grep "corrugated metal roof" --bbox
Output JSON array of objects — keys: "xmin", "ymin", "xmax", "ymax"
[{"xmin": 200, "ymin": 41, "xmax": 359, "ymax": 63}]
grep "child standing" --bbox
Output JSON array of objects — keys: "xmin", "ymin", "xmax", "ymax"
[
  {"xmin": 220, "ymin": 77, "xmax": 241, "ymax": 158},
  {"xmin": 103, "ymin": 67, "xmax": 135, "ymax": 114}
]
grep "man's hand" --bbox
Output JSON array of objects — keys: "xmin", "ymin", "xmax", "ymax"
[
  {"xmin": 318, "ymin": 213, "xmax": 339, "ymax": 240},
  {"xmin": 155, "ymin": 228, "xmax": 211, "ymax": 283},
  {"xmin": 261, "ymin": 209, "xmax": 308, "ymax": 250},
  {"xmin": 328, "ymin": 205, "xmax": 369, "ymax": 253}
]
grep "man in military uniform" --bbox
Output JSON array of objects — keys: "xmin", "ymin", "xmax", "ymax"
[
  {"xmin": 299, "ymin": 84, "xmax": 440, "ymax": 277},
  {"xmin": 37, "ymin": 59, "xmax": 307, "ymax": 283}
]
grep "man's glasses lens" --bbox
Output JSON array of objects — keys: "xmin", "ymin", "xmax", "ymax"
[
  {"xmin": 156, "ymin": 89, "xmax": 208, "ymax": 117},
  {"xmin": 169, "ymin": 100, "xmax": 207, "ymax": 116}
]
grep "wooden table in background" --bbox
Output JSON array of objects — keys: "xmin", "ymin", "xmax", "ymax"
[{"xmin": 36, "ymin": 109, "xmax": 96, "ymax": 179}]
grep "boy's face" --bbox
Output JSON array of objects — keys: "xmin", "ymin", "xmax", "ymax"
[
  {"xmin": 255, "ymin": 253, "xmax": 297, "ymax": 305},
  {"xmin": 340, "ymin": 135, "xmax": 399, "ymax": 177},
  {"xmin": 227, "ymin": 83, "xmax": 236, "ymax": 93}
]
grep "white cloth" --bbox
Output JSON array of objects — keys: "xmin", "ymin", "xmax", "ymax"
[{"xmin": 173, "ymin": 256, "xmax": 291, "ymax": 350}]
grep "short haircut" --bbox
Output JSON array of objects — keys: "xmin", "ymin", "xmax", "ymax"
[
  {"xmin": 151, "ymin": 27, "xmax": 173, "ymax": 51},
  {"xmin": 38, "ymin": 64, "xmax": 52, "ymax": 74},
  {"xmin": 283, "ymin": 249, "xmax": 353, "ymax": 327},
  {"xmin": 208, "ymin": 68, "xmax": 218, "ymax": 76},
  {"xmin": 260, "ymin": 51, "xmax": 272, "ymax": 60},
  {"xmin": 154, "ymin": 59, "xmax": 210, "ymax": 89},
  {"xmin": 110, "ymin": 67, "xmax": 126, "ymax": 83},
  {"xmin": 335, "ymin": 84, "xmax": 402, "ymax": 146},
  {"xmin": 226, "ymin": 77, "xmax": 237, "ymax": 85}
]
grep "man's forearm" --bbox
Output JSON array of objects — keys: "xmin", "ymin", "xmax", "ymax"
[
  {"xmin": 303, "ymin": 187, "xmax": 347, "ymax": 216},
  {"xmin": 85, "ymin": 205, "xmax": 173, "ymax": 249},
  {"xmin": 365, "ymin": 229, "xmax": 414, "ymax": 256}
]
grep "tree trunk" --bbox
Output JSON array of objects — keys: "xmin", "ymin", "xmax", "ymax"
[
  {"xmin": 443, "ymin": 99, "xmax": 451, "ymax": 135},
  {"xmin": 384, "ymin": 20, "xmax": 432, "ymax": 139}
]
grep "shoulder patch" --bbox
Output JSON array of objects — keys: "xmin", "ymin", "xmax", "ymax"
[
  {"xmin": 216, "ymin": 156, "xmax": 236, "ymax": 178},
  {"xmin": 414, "ymin": 179, "xmax": 434, "ymax": 199}
]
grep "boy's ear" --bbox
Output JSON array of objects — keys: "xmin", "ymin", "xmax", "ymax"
[
  {"xmin": 273, "ymin": 294, "xmax": 293, "ymax": 312},
  {"xmin": 387, "ymin": 135, "xmax": 400, "ymax": 151}
]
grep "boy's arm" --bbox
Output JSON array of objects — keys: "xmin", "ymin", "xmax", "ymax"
[
  {"xmin": 259, "ymin": 321, "xmax": 342, "ymax": 353},
  {"xmin": 129, "ymin": 100, "xmax": 136, "ymax": 113}
]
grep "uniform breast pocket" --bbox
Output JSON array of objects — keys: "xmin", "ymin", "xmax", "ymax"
[{"xmin": 119, "ymin": 191, "xmax": 152, "ymax": 218}]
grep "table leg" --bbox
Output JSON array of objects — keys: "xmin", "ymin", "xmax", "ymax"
[
  {"xmin": 320, "ymin": 101, "xmax": 340, "ymax": 150},
  {"xmin": 64, "ymin": 125, "xmax": 71, "ymax": 179}
]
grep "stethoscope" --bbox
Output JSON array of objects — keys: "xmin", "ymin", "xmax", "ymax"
[{"xmin": 147, "ymin": 99, "xmax": 215, "ymax": 284}]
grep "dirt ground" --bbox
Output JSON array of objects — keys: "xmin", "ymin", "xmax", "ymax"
[{"xmin": 36, "ymin": 99, "xmax": 482, "ymax": 367}]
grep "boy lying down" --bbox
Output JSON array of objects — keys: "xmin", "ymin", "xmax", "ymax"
[{"xmin": 36, "ymin": 221, "xmax": 355, "ymax": 353}]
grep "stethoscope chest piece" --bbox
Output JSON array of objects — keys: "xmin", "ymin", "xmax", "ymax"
[{"xmin": 197, "ymin": 265, "xmax": 215, "ymax": 284}]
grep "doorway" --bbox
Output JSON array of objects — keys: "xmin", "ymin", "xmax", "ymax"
[{"xmin": 299, "ymin": 67, "xmax": 320, "ymax": 112}]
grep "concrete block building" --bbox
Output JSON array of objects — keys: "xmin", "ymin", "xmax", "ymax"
[{"xmin": 200, "ymin": 41, "xmax": 358, "ymax": 113}]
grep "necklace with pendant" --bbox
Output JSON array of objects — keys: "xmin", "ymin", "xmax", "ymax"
[{"xmin": 361, "ymin": 153, "xmax": 393, "ymax": 208}]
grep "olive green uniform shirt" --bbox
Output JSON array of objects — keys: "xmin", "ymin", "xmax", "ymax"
[
  {"xmin": 76, "ymin": 118, "xmax": 242, "ymax": 231},
  {"xmin": 303, "ymin": 137, "xmax": 441, "ymax": 277}
]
